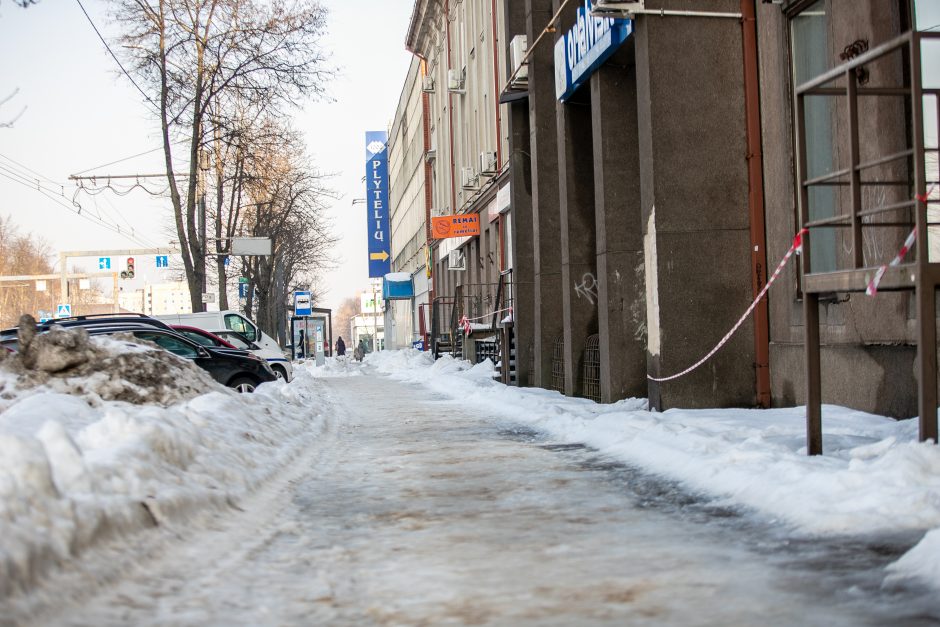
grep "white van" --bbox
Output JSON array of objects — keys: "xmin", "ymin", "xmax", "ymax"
[{"xmin": 157, "ymin": 310, "xmax": 293, "ymax": 382}]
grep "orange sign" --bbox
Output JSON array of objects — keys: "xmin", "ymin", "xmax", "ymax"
[{"xmin": 432, "ymin": 214, "xmax": 481, "ymax": 239}]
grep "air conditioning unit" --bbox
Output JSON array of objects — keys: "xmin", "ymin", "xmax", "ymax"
[
  {"xmin": 509, "ymin": 35, "xmax": 528, "ymax": 89},
  {"xmin": 425, "ymin": 148, "xmax": 437, "ymax": 162},
  {"xmin": 590, "ymin": 0, "xmax": 645, "ymax": 16},
  {"xmin": 422, "ymin": 75, "xmax": 435, "ymax": 92},
  {"xmin": 448, "ymin": 249, "xmax": 466, "ymax": 271},
  {"xmin": 479, "ymin": 151, "xmax": 497, "ymax": 175},
  {"xmin": 447, "ymin": 68, "xmax": 465, "ymax": 93},
  {"xmin": 460, "ymin": 166, "xmax": 476, "ymax": 188}
]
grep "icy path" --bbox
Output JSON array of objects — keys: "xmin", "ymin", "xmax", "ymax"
[{"xmin": 40, "ymin": 375, "xmax": 932, "ymax": 626}]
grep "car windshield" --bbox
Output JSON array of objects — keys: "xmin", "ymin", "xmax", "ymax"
[
  {"xmin": 216, "ymin": 331, "xmax": 252, "ymax": 350},
  {"xmin": 224, "ymin": 314, "xmax": 257, "ymax": 341},
  {"xmin": 135, "ymin": 331, "xmax": 199, "ymax": 358},
  {"xmin": 177, "ymin": 330, "xmax": 219, "ymax": 347}
]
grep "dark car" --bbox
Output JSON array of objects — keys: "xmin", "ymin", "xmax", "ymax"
[
  {"xmin": 85, "ymin": 326, "xmax": 277, "ymax": 393},
  {"xmin": 0, "ymin": 313, "xmax": 173, "ymax": 352}
]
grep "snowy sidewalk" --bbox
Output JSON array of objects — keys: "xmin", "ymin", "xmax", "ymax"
[{"xmin": 30, "ymin": 375, "xmax": 933, "ymax": 625}]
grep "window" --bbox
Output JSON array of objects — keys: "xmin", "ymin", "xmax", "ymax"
[
  {"xmin": 224, "ymin": 314, "xmax": 257, "ymax": 341},
  {"xmin": 136, "ymin": 332, "xmax": 198, "ymax": 358},
  {"xmin": 790, "ymin": 0, "xmax": 837, "ymax": 272}
]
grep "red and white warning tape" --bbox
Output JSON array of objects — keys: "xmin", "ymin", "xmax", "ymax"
[
  {"xmin": 865, "ymin": 228, "xmax": 916, "ymax": 296},
  {"xmin": 459, "ymin": 307, "xmax": 513, "ymax": 335},
  {"xmin": 648, "ymin": 229, "xmax": 807, "ymax": 383},
  {"xmin": 865, "ymin": 183, "xmax": 936, "ymax": 296}
]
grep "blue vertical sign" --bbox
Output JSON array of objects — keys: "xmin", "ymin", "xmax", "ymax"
[
  {"xmin": 365, "ymin": 131, "xmax": 391, "ymax": 278},
  {"xmin": 553, "ymin": 0, "xmax": 632, "ymax": 102}
]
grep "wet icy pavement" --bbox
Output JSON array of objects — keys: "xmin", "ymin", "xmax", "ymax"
[{"xmin": 47, "ymin": 375, "xmax": 938, "ymax": 626}]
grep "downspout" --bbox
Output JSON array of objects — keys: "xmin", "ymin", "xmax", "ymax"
[
  {"xmin": 420, "ymin": 56, "xmax": 435, "ymax": 349},
  {"xmin": 491, "ymin": 0, "xmax": 505, "ymax": 273},
  {"xmin": 445, "ymin": 1, "xmax": 458, "ymax": 217},
  {"xmin": 741, "ymin": 0, "xmax": 770, "ymax": 408},
  {"xmin": 490, "ymin": 0, "xmax": 503, "ymax": 168}
]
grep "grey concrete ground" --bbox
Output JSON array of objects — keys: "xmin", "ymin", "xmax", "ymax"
[{"xmin": 43, "ymin": 375, "xmax": 935, "ymax": 626}]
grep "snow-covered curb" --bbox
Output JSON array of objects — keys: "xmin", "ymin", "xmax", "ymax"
[
  {"xmin": 0, "ymin": 364, "xmax": 329, "ymax": 601},
  {"xmin": 364, "ymin": 349, "xmax": 940, "ymax": 592}
]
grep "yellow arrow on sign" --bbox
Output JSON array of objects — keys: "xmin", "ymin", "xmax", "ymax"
[{"xmin": 370, "ymin": 251, "xmax": 389, "ymax": 262}]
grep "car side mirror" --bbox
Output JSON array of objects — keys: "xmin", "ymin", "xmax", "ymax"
[
  {"xmin": 249, "ymin": 342, "xmax": 261, "ymax": 350},
  {"xmin": 197, "ymin": 346, "xmax": 210, "ymax": 358}
]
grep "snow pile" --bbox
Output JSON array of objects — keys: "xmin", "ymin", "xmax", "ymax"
[
  {"xmin": 368, "ymin": 349, "xmax": 940, "ymax": 592},
  {"xmin": 0, "ymin": 339, "xmax": 329, "ymax": 601},
  {"xmin": 3, "ymin": 322, "xmax": 219, "ymax": 406},
  {"xmin": 304, "ymin": 355, "xmax": 365, "ymax": 378}
]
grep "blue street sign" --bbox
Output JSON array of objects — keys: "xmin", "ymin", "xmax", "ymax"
[
  {"xmin": 98, "ymin": 257, "xmax": 111, "ymax": 270},
  {"xmin": 294, "ymin": 290, "xmax": 312, "ymax": 316},
  {"xmin": 365, "ymin": 131, "xmax": 391, "ymax": 278},
  {"xmin": 224, "ymin": 256, "xmax": 230, "ymax": 267},
  {"xmin": 238, "ymin": 282, "xmax": 248, "ymax": 298},
  {"xmin": 56, "ymin": 304, "xmax": 71, "ymax": 318},
  {"xmin": 155, "ymin": 255, "xmax": 169, "ymax": 268}
]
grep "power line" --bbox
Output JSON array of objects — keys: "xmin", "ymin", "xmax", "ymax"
[
  {"xmin": 0, "ymin": 152, "xmax": 61, "ymax": 187},
  {"xmin": 71, "ymin": 143, "xmax": 188, "ymax": 176},
  {"xmin": 74, "ymin": 0, "xmax": 160, "ymax": 112},
  {"xmin": 0, "ymin": 170, "xmax": 153, "ymax": 247}
]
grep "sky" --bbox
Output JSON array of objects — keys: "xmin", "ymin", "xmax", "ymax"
[{"xmin": 0, "ymin": 0, "xmax": 414, "ymax": 311}]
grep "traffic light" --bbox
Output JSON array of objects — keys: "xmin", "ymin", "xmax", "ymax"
[{"xmin": 121, "ymin": 257, "xmax": 135, "ymax": 279}]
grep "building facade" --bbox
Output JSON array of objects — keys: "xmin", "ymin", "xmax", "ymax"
[{"xmin": 396, "ymin": 0, "xmax": 937, "ymax": 425}]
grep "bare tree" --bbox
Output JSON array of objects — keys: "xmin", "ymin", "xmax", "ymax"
[
  {"xmin": 113, "ymin": 0, "xmax": 332, "ymax": 312},
  {"xmin": 234, "ymin": 130, "xmax": 338, "ymax": 341}
]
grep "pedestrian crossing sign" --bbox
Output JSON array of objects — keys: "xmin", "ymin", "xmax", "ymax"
[{"xmin": 56, "ymin": 304, "xmax": 72, "ymax": 319}]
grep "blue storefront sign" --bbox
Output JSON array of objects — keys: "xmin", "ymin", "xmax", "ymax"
[
  {"xmin": 365, "ymin": 131, "xmax": 391, "ymax": 278},
  {"xmin": 554, "ymin": 0, "xmax": 633, "ymax": 102}
]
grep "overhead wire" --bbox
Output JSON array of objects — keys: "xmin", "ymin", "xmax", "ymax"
[
  {"xmin": 74, "ymin": 0, "xmax": 160, "ymax": 112},
  {"xmin": 0, "ymin": 170, "xmax": 153, "ymax": 247}
]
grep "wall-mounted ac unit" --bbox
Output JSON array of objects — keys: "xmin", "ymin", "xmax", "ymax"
[
  {"xmin": 448, "ymin": 249, "xmax": 466, "ymax": 271},
  {"xmin": 479, "ymin": 151, "xmax": 497, "ymax": 175},
  {"xmin": 590, "ymin": 0, "xmax": 645, "ymax": 16},
  {"xmin": 422, "ymin": 75, "xmax": 435, "ymax": 92},
  {"xmin": 460, "ymin": 166, "xmax": 476, "ymax": 188},
  {"xmin": 447, "ymin": 68, "xmax": 465, "ymax": 93},
  {"xmin": 425, "ymin": 148, "xmax": 437, "ymax": 162},
  {"xmin": 509, "ymin": 35, "xmax": 528, "ymax": 89}
]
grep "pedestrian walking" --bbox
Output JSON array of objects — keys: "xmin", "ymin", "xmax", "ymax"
[{"xmin": 336, "ymin": 336, "xmax": 346, "ymax": 356}]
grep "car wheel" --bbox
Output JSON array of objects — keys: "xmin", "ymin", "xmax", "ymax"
[
  {"xmin": 228, "ymin": 376, "xmax": 257, "ymax": 393},
  {"xmin": 271, "ymin": 365, "xmax": 287, "ymax": 381}
]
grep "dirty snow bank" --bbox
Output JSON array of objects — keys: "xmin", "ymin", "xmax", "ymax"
[
  {"xmin": 367, "ymin": 349, "xmax": 940, "ymax": 593},
  {"xmin": 0, "ymin": 335, "xmax": 328, "ymax": 602}
]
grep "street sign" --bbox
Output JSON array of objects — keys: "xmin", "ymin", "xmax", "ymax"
[
  {"xmin": 201, "ymin": 292, "xmax": 215, "ymax": 304},
  {"xmin": 155, "ymin": 255, "xmax": 169, "ymax": 268},
  {"xmin": 223, "ymin": 256, "xmax": 230, "ymax": 266},
  {"xmin": 98, "ymin": 257, "xmax": 111, "ymax": 270},
  {"xmin": 238, "ymin": 277, "xmax": 248, "ymax": 284},
  {"xmin": 35, "ymin": 280, "xmax": 46, "ymax": 292},
  {"xmin": 56, "ymin": 304, "xmax": 71, "ymax": 318},
  {"xmin": 79, "ymin": 279, "xmax": 90, "ymax": 290},
  {"xmin": 294, "ymin": 290, "xmax": 312, "ymax": 316},
  {"xmin": 238, "ymin": 283, "xmax": 248, "ymax": 298}
]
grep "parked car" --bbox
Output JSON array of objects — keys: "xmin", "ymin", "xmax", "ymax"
[
  {"xmin": 85, "ymin": 326, "xmax": 277, "ymax": 393},
  {"xmin": 170, "ymin": 325, "xmax": 240, "ymax": 349},
  {"xmin": 157, "ymin": 311, "xmax": 293, "ymax": 381}
]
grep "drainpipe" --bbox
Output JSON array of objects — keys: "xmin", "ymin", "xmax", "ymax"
[
  {"xmin": 741, "ymin": 0, "xmax": 770, "ymax": 408},
  {"xmin": 420, "ymin": 56, "xmax": 435, "ymax": 348},
  {"xmin": 445, "ymin": 1, "xmax": 458, "ymax": 217},
  {"xmin": 490, "ymin": 0, "xmax": 503, "ymax": 168}
]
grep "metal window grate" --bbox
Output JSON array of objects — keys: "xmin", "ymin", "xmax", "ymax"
[
  {"xmin": 551, "ymin": 336, "xmax": 565, "ymax": 393},
  {"xmin": 582, "ymin": 334, "xmax": 601, "ymax": 403},
  {"xmin": 475, "ymin": 339, "xmax": 499, "ymax": 364}
]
